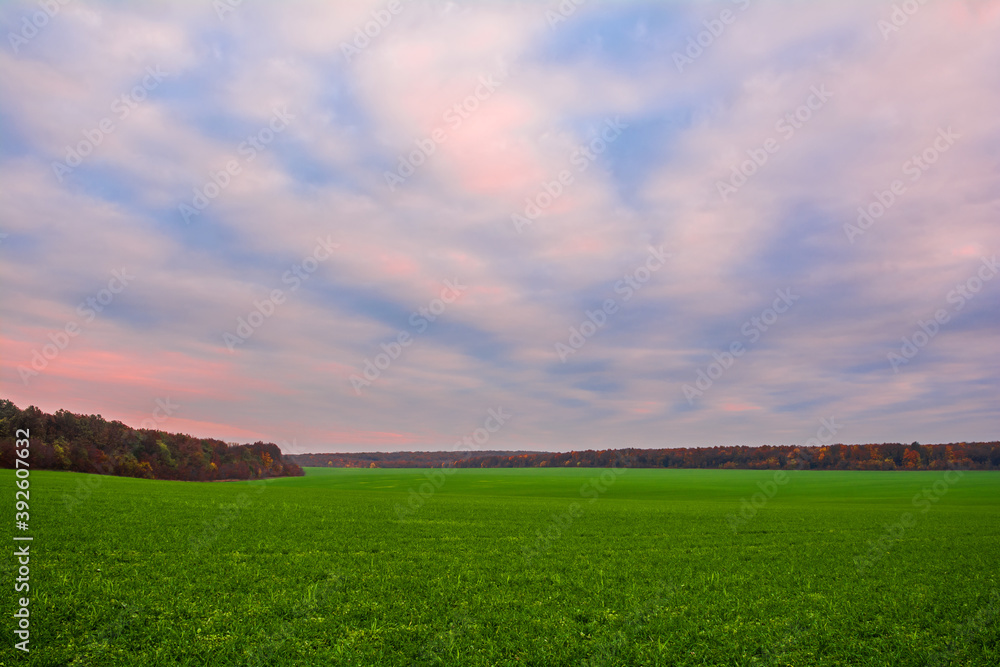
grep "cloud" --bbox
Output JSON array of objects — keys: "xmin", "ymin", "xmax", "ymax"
[{"xmin": 1, "ymin": 0, "xmax": 997, "ymax": 451}]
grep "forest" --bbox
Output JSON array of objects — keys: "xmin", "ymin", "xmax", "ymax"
[
  {"xmin": 288, "ymin": 450, "xmax": 538, "ymax": 468},
  {"xmin": 5, "ymin": 398, "xmax": 997, "ymax": 477},
  {"xmin": 292, "ymin": 442, "xmax": 1000, "ymax": 471},
  {"xmin": 0, "ymin": 400, "xmax": 303, "ymax": 481}
]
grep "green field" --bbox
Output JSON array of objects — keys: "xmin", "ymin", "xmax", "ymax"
[{"xmin": 3, "ymin": 467, "xmax": 999, "ymax": 666}]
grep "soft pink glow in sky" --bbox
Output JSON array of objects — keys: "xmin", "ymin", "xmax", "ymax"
[{"xmin": 1, "ymin": 0, "xmax": 997, "ymax": 452}]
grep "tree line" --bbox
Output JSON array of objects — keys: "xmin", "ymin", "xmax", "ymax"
[
  {"xmin": 291, "ymin": 442, "xmax": 1000, "ymax": 471},
  {"xmin": 0, "ymin": 400, "xmax": 303, "ymax": 481},
  {"xmin": 288, "ymin": 450, "xmax": 537, "ymax": 468}
]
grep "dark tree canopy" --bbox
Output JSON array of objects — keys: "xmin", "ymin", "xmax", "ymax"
[{"xmin": 0, "ymin": 399, "xmax": 303, "ymax": 481}]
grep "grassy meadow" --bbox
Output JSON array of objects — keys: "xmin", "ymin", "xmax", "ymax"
[{"xmin": 3, "ymin": 467, "xmax": 999, "ymax": 666}]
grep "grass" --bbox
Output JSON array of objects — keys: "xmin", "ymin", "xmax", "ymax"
[{"xmin": 2, "ymin": 467, "xmax": 999, "ymax": 665}]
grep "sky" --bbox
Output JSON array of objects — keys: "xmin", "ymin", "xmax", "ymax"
[{"xmin": 1, "ymin": 0, "xmax": 998, "ymax": 454}]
